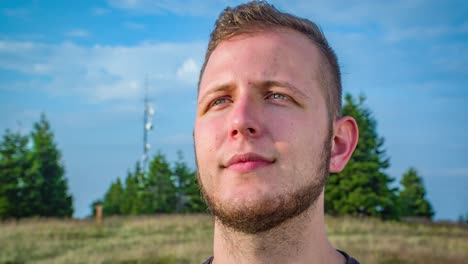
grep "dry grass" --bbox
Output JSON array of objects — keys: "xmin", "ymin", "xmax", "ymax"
[
  {"xmin": 326, "ymin": 217, "xmax": 468, "ymax": 264},
  {"xmin": 0, "ymin": 215, "xmax": 213, "ymax": 264},
  {"xmin": 0, "ymin": 214, "xmax": 467, "ymax": 264}
]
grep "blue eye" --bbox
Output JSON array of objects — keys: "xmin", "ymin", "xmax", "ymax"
[
  {"xmin": 268, "ymin": 93, "xmax": 288, "ymax": 100},
  {"xmin": 211, "ymin": 97, "xmax": 230, "ymax": 107}
]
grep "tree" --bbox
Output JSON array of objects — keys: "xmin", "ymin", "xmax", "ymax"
[
  {"xmin": 0, "ymin": 130, "xmax": 27, "ymax": 218},
  {"xmin": 172, "ymin": 151, "xmax": 206, "ymax": 213},
  {"xmin": 97, "ymin": 151, "xmax": 207, "ymax": 216},
  {"xmin": 144, "ymin": 152, "xmax": 176, "ymax": 213},
  {"xmin": 31, "ymin": 113, "xmax": 73, "ymax": 217},
  {"xmin": 102, "ymin": 178, "xmax": 124, "ymax": 216},
  {"xmin": 120, "ymin": 166, "xmax": 141, "ymax": 215},
  {"xmin": 0, "ymin": 114, "xmax": 73, "ymax": 219},
  {"xmin": 325, "ymin": 93, "xmax": 399, "ymax": 219},
  {"xmin": 0, "ymin": 129, "xmax": 42, "ymax": 219},
  {"xmin": 399, "ymin": 167, "xmax": 434, "ymax": 219}
]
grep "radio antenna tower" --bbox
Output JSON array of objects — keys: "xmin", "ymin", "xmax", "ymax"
[{"xmin": 141, "ymin": 77, "xmax": 154, "ymax": 173}]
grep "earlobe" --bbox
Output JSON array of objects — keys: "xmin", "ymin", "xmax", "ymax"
[{"xmin": 329, "ymin": 116, "xmax": 359, "ymax": 173}]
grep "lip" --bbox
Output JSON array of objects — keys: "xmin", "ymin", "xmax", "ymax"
[{"xmin": 224, "ymin": 153, "xmax": 275, "ymax": 173}]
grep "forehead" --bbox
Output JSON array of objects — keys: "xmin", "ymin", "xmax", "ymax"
[{"xmin": 199, "ymin": 29, "xmax": 324, "ymax": 96}]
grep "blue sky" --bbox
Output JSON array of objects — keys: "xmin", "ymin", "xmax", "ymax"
[{"xmin": 0, "ymin": 0, "xmax": 467, "ymax": 220}]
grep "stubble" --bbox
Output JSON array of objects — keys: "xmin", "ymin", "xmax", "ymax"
[{"xmin": 195, "ymin": 126, "xmax": 333, "ymax": 234}]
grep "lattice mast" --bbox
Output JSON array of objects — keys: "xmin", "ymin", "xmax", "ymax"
[{"xmin": 141, "ymin": 78, "xmax": 154, "ymax": 172}]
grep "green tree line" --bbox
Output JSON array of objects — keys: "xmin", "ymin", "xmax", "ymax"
[
  {"xmin": 93, "ymin": 151, "xmax": 206, "ymax": 216},
  {"xmin": 0, "ymin": 114, "xmax": 73, "ymax": 219}
]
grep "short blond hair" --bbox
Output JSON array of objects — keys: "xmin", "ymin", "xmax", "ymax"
[{"xmin": 199, "ymin": 1, "xmax": 342, "ymax": 119}]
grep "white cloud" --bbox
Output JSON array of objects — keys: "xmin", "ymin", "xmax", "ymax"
[
  {"xmin": 0, "ymin": 40, "xmax": 205, "ymax": 102},
  {"xmin": 176, "ymin": 58, "xmax": 200, "ymax": 84},
  {"xmin": 66, "ymin": 29, "xmax": 91, "ymax": 38},
  {"xmin": 91, "ymin": 7, "xmax": 110, "ymax": 16},
  {"xmin": 0, "ymin": 41, "xmax": 52, "ymax": 74},
  {"xmin": 2, "ymin": 8, "xmax": 29, "ymax": 19},
  {"xmin": 106, "ymin": 0, "xmax": 237, "ymax": 16},
  {"xmin": 106, "ymin": 0, "xmax": 468, "ymax": 44},
  {"xmin": 385, "ymin": 23, "xmax": 468, "ymax": 43},
  {"xmin": 279, "ymin": 0, "xmax": 468, "ymax": 44},
  {"xmin": 103, "ymin": 0, "xmax": 419, "ymax": 22},
  {"xmin": 32, "ymin": 63, "xmax": 49, "ymax": 74},
  {"xmin": 123, "ymin": 21, "xmax": 146, "ymax": 30}
]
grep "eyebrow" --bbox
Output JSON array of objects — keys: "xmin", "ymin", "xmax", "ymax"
[
  {"xmin": 198, "ymin": 79, "xmax": 310, "ymax": 105},
  {"xmin": 258, "ymin": 80, "xmax": 310, "ymax": 99},
  {"xmin": 198, "ymin": 83, "xmax": 235, "ymax": 106}
]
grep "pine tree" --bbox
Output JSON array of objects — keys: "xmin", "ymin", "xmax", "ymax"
[
  {"xmin": 172, "ymin": 151, "xmax": 206, "ymax": 213},
  {"xmin": 399, "ymin": 167, "xmax": 434, "ymax": 219},
  {"xmin": 31, "ymin": 113, "xmax": 73, "ymax": 217},
  {"xmin": 145, "ymin": 152, "xmax": 176, "ymax": 213},
  {"xmin": 102, "ymin": 178, "xmax": 124, "ymax": 216},
  {"xmin": 325, "ymin": 93, "xmax": 399, "ymax": 219},
  {"xmin": 0, "ymin": 129, "xmax": 41, "ymax": 219},
  {"xmin": 0, "ymin": 130, "xmax": 26, "ymax": 218},
  {"xmin": 17, "ymin": 138, "xmax": 42, "ymax": 218},
  {"xmin": 120, "ymin": 168, "xmax": 141, "ymax": 215}
]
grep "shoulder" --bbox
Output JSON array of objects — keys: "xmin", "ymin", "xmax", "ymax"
[
  {"xmin": 337, "ymin": 249, "xmax": 360, "ymax": 264},
  {"xmin": 203, "ymin": 253, "xmax": 359, "ymax": 264},
  {"xmin": 203, "ymin": 256, "xmax": 214, "ymax": 264}
]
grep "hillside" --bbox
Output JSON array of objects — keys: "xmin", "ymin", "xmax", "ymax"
[{"xmin": 1, "ymin": 214, "xmax": 467, "ymax": 264}]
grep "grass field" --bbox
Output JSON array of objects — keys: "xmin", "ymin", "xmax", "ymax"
[{"xmin": 1, "ymin": 214, "xmax": 467, "ymax": 264}]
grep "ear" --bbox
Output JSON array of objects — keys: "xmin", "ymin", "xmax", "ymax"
[{"xmin": 329, "ymin": 116, "xmax": 359, "ymax": 173}]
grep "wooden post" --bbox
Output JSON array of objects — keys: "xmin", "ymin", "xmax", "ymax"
[{"xmin": 95, "ymin": 204, "xmax": 103, "ymax": 224}]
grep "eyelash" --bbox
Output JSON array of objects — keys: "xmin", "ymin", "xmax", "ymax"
[
  {"xmin": 209, "ymin": 96, "xmax": 232, "ymax": 108},
  {"xmin": 266, "ymin": 92, "xmax": 288, "ymax": 100},
  {"xmin": 207, "ymin": 92, "xmax": 290, "ymax": 110}
]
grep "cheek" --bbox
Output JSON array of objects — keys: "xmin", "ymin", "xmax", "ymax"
[
  {"xmin": 273, "ymin": 112, "xmax": 327, "ymax": 166},
  {"xmin": 194, "ymin": 118, "xmax": 224, "ymax": 168},
  {"xmin": 266, "ymin": 110, "xmax": 319, "ymax": 147}
]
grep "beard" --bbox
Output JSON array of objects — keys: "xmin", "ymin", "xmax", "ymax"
[{"xmin": 196, "ymin": 127, "xmax": 332, "ymax": 234}]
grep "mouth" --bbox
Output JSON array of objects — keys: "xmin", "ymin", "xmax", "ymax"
[{"xmin": 223, "ymin": 152, "xmax": 275, "ymax": 173}]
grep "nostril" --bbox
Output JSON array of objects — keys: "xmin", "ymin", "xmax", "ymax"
[{"xmin": 230, "ymin": 128, "xmax": 257, "ymax": 137}]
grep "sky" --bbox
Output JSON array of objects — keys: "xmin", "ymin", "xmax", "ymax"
[{"xmin": 0, "ymin": 0, "xmax": 467, "ymax": 220}]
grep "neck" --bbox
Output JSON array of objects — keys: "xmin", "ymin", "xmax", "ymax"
[{"xmin": 211, "ymin": 194, "xmax": 344, "ymax": 264}]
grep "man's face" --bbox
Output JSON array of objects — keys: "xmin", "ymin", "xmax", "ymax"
[{"xmin": 194, "ymin": 29, "xmax": 332, "ymax": 233}]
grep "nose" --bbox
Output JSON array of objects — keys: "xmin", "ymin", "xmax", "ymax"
[{"xmin": 229, "ymin": 97, "xmax": 262, "ymax": 139}]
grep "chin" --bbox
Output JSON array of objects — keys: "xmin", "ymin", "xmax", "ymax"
[
  {"xmin": 224, "ymin": 188, "xmax": 278, "ymax": 210},
  {"xmin": 219, "ymin": 176, "xmax": 279, "ymax": 203},
  {"xmin": 208, "ymin": 187, "xmax": 300, "ymax": 233},
  {"xmin": 198, "ymin": 163, "xmax": 327, "ymax": 234}
]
